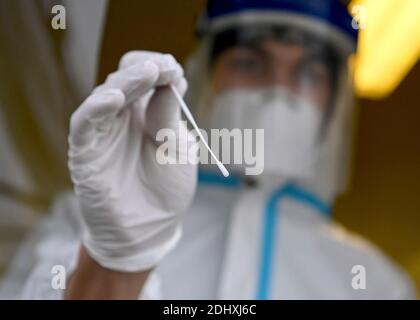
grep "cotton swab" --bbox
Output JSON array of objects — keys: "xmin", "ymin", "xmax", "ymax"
[{"xmin": 170, "ymin": 85, "xmax": 229, "ymax": 177}]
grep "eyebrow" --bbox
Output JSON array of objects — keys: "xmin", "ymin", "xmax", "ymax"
[
  {"xmin": 231, "ymin": 42, "xmax": 271, "ymax": 62},
  {"xmin": 228, "ymin": 41, "xmax": 332, "ymax": 75}
]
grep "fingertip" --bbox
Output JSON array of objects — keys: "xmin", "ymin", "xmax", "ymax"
[
  {"xmin": 127, "ymin": 60, "xmax": 159, "ymax": 82},
  {"xmin": 155, "ymin": 54, "xmax": 184, "ymax": 86},
  {"xmin": 164, "ymin": 54, "xmax": 184, "ymax": 78},
  {"xmin": 143, "ymin": 60, "xmax": 159, "ymax": 73},
  {"xmin": 175, "ymin": 78, "xmax": 188, "ymax": 96},
  {"xmin": 118, "ymin": 50, "xmax": 160, "ymax": 69},
  {"xmin": 102, "ymin": 88, "xmax": 126, "ymax": 104},
  {"xmin": 142, "ymin": 61, "xmax": 161, "ymax": 86},
  {"xmin": 118, "ymin": 50, "xmax": 138, "ymax": 69},
  {"xmin": 90, "ymin": 88, "xmax": 126, "ymax": 111}
]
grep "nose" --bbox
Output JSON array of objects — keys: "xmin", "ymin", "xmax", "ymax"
[
  {"xmin": 270, "ymin": 64, "xmax": 294, "ymax": 88},
  {"xmin": 262, "ymin": 42, "xmax": 303, "ymax": 90}
]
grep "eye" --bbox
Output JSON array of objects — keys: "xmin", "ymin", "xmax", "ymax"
[
  {"xmin": 226, "ymin": 51, "xmax": 266, "ymax": 75},
  {"xmin": 231, "ymin": 57, "xmax": 260, "ymax": 70},
  {"xmin": 298, "ymin": 62, "xmax": 330, "ymax": 88}
]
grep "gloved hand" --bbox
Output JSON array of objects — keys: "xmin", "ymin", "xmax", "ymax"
[{"xmin": 68, "ymin": 51, "xmax": 198, "ymax": 272}]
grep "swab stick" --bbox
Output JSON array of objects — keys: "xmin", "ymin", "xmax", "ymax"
[{"xmin": 170, "ymin": 85, "xmax": 229, "ymax": 177}]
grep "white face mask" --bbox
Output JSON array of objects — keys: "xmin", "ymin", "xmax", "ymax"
[{"xmin": 208, "ymin": 87, "xmax": 323, "ymax": 179}]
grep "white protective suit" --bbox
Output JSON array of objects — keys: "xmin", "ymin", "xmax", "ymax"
[{"xmin": 0, "ymin": 171, "xmax": 415, "ymax": 299}]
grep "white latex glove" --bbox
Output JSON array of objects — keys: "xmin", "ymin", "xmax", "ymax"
[{"xmin": 68, "ymin": 51, "xmax": 198, "ymax": 272}]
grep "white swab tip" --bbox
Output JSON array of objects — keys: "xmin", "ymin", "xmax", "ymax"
[{"xmin": 218, "ymin": 164, "xmax": 230, "ymax": 178}]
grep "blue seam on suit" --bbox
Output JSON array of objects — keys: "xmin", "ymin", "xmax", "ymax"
[
  {"xmin": 256, "ymin": 183, "xmax": 331, "ymax": 300},
  {"xmin": 197, "ymin": 170, "xmax": 331, "ymax": 300},
  {"xmin": 198, "ymin": 170, "xmax": 242, "ymax": 188}
]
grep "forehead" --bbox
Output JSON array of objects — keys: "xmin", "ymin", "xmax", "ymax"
[
  {"xmin": 219, "ymin": 39, "xmax": 306, "ymax": 63},
  {"xmin": 210, "ymin": 26, "xmax": 309, "ymax": 58}
]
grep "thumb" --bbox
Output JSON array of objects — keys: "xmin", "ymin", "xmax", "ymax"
[{"xmin": 144, "ymin": 78, "xmax": 188, "ymax": 138}]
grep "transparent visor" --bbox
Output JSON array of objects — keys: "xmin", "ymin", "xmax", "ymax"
[
  {"xmin": 185, "ymin": 23, "xmax": 356, "ymax": 196},
  {"xmin": 217, "ymin": 28, "xmax": 339, "ymax": 100},
  {"xmin": 194, "ymin": 24, "xmax": 349, "ymax": 128}
]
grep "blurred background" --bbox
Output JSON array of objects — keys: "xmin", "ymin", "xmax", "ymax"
[{"xmin": 0, "ymin": 0, "xmax": 419, "ymax": 294}]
